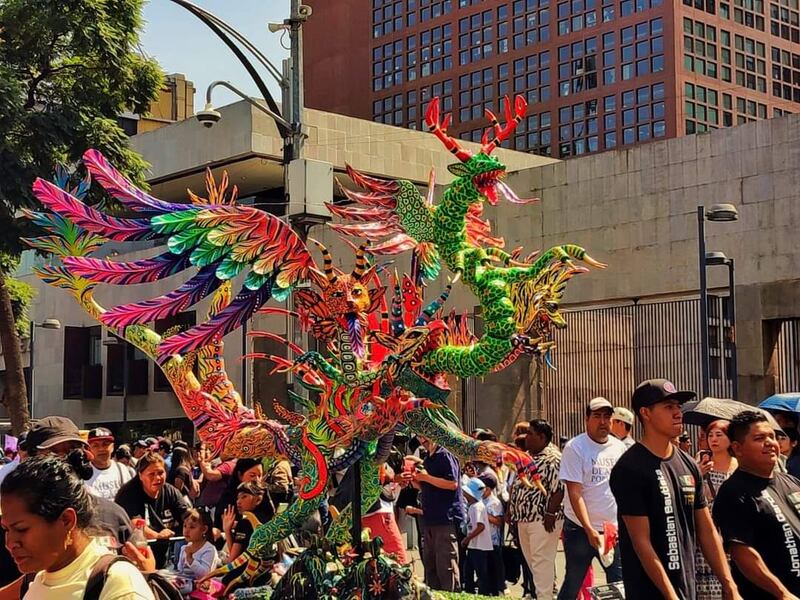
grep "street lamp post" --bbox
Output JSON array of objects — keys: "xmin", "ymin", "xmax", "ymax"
[
  {"xmin": 726, "ymin": 258, "xmax": 738, "ymax": 399},
  {"xmin": 706, "ymin": 253, "xmax": 738, "ymax": 400},
  {"xmin": 28, "ymin": 318, "xmax": 61, "ymax": 419},
  {"xmin": 697, "ymin": 204, "xmax": 738, "ymax": 398}
]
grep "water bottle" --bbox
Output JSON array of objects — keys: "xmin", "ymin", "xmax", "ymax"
[{"xmin": 130, "ymin": 518, "xmax": 148, "ymax": 550}]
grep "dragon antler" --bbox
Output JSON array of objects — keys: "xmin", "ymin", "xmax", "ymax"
[
  {"xmin": 425, "ymin": 97, "xmax": 472, "ymax": 163},
  {"xmin": 481, "ymin": 95, "xmax": 527, "ymax": 155}
]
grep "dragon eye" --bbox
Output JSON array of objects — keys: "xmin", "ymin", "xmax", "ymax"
[
  {"xmin": 545, "ymin": 302, "xmax": 559, "ymax": 312},
  {"xmin": 331, "ymin": 291, "xmax": 344, "ymax": 298},
  {"xmin": 352, "ymin": 288, "xmax": 362, "ymax": 296}
]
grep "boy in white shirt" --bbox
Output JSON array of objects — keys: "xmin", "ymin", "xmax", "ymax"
[{"xmin": 461, "ymin": 477, "xmax": 494, "ymax": 596}]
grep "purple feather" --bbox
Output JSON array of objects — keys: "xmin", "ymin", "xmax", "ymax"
[
  {"xmin": 32, "ymin": 179, "xmax": 154, "ymax": 242},
  {"xmin": 64, "ymin": 252, "xmax": 192, "ymax": 285},
  {"xmin": 346, "ymin": 314, "xmax": 365, "ymax": 358},
  {"xmin": 158, "ymin": 281, "xmax": 276, "ymax": 358},
  {"xmin": 83, "ymin": 150, "xmax": 199, "ymax": 214},
  {"xmin": 99, "ymin": 264, "xmax": 222, "ymax": 328}
]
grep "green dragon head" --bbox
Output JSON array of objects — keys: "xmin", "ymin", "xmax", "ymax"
[{"xmin": 425, "ymin": 95, "xmax": 535, "ymax": 206}]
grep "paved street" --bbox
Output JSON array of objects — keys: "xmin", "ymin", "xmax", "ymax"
[{"xmin": 406, "ymin": 539, "xmax": 609, "ymax": 597}]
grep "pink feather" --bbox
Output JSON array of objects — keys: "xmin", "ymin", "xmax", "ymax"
[
  {"xmin": 82, "ymin": 150, "xmax": 192, "ymax": 214},
  {"xmin": 64, "ymin": 252, "xmax": 190, "ymax": 285},
  {"xmin": 32, "ymin": 179, "xmax": 153, "ymax": 241}
]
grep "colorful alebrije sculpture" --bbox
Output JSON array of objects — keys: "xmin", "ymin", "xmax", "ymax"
[{"xmin": 23, "ymin": 95, "xmax": 604, "ymax": 591}]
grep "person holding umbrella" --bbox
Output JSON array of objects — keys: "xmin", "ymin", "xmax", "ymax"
[
  {"xmin": 695, "ymin": 419, "xmax": 738, "ymax": 600},
  {"xmin": 758, "ymin": 393, "xmax": 800, "ymax": 432}
]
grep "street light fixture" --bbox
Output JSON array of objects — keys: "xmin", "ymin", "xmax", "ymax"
[
  {"xmin": 198, "ymin": 81, "xmax": 291, "ymax": 131},
  {"xmin": 705, "ymin": 251, "xmax": 728, "ymax": 265},
  {"xmin": 29, "ymin": 318, "xmax": 61, "ymax": 419},
  {"xmin": 706, "ymin": 204, "xmax": 739, "ymax": 222},
  {"xmin": 698, "ymin": 204, "xmax": 739, "ymax": 399}
]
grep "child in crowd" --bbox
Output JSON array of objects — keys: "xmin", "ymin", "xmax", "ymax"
[
  {"xmin": 222, "ymin": 481, "xmax": 274, "ymax": 562},
  {"xmin": 480, "ymin": 473, "xmax": 507, "ymax": 595},
  {"xmin": 175, "ymin": 508, "xmax": 220, "ymax": 598},
  {"xmin": 461, "ymin": 477, "xmax": 496, "ymax": 596}
]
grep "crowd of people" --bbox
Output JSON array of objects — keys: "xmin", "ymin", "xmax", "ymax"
[
  {"xmin": 0, "ymin": 377, "xmax": 799, "ymax": 599},
  {"xmin": 400, "ymin": 378, "xmax": 800, "ymax": 600},
  {"xmin": 0, "ymin": 418, "xmax": 296, "ymax": 599}
]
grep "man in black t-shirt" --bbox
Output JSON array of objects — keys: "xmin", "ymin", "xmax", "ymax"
[
  {"xmin": 609, "ymin": 379, "xmax": 740, "ymax": 600},
  {"xmin": 713, "ymin": 410, "xmax": 800, "ymax": 599}
]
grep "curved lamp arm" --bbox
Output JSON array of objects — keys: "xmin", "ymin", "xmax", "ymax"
[{"xmin": 206, "ymin": 80, "xmax": 291, "ymax": 131}]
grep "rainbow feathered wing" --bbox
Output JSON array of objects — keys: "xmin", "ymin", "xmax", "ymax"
[{"xmin": 31, "ymin": 149, "xmax": 315, "ymax": 360}]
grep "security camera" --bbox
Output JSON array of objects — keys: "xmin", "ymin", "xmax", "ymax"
[
  {"xmin": 196, "ymin": 105, "xmax": 221, "ymax": 129},
  {"xmin": 297, "ymin": 4, "xmax": 313, "ymax": 18}
]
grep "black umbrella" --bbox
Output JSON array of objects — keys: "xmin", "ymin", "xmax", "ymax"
[{"xmin": 682, "ymin": 397, "xmax": 784, "ymax": 432}]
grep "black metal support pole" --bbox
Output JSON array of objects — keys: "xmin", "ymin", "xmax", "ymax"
[
  {"xmin": 728, "ymin": 259, "xmax": 738, "ymax": 400},
  {"xmin": 242, "ymin": 320, "xmax": 248, "ymax": 407},
  {"xmin": 698, "ymin": 206, "xmax": 710, "ymax": 398},
  {"xmin": 122, "ymin": 341, "xmax": 129, "ymax": 434},
  {"xmin": 28, "ymin": 322, "xmax": 35, "ymax": 419},
  {"xmin": 352, "ymin": 459, "xmax": 362, "ymax": 554}
]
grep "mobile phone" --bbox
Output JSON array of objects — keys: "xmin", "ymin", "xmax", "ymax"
[
  {"xmin": 699, "ymin": 450, "xmax": 712, "ymax": 462},
  {"xmin": 403, "ymin": 458, "xmax": 415, "ymax": 474}
]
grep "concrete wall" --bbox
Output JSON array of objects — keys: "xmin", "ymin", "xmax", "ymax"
[
  {"xmin": 462, "ymin": 113, "xmax": 799, "ymax": 430},
  {"xmin": 132, "ymin": 100, "xmax": 557, "ymax": 188}
]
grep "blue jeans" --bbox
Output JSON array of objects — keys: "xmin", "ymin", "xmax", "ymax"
[{"xmin": 556, "ymin": 519, "xmax": 622, "ymax": 600}]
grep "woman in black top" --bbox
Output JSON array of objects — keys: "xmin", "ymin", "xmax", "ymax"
[{"xmin": 115, "ymin": 451, "xmax": 190, "ymax": 568}]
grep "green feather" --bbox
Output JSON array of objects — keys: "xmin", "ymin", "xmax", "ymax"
[
  {"xmin": 271, "ymin": 283, "xmax": 291, "ymax": 302},
  {"xmin": 151, "ymin": 210, "xmax": 201, "ymax": 234},
  {"xmin": 167, "ymin": 227, "xmax": 207, "ymax": 255},
  {"xmin": 215, "ymin": 256, "xmax": 247, "ymax": 280},
  {"xmin": 189, "ymin": 239, "xmax": 229, "ymax": 266},
  {"xmin": 244, "ymin": 270, "xmax": 271, "ymax": 291}
]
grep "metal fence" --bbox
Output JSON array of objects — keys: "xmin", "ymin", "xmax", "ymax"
[
  {"xmin": 776, "ymin": 318, "xmax": 800, "ymax": 393},
  {"xmin": 541, "ymin": 297, "xmax": 736, "ymax": 440}
]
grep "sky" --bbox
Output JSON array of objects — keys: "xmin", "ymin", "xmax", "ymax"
[{"xmin": 140, "ymin": 1, "xmax": 291, "ymax": 110}]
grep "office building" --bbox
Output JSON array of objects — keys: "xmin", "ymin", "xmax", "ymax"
[{"xmin": 304, "ymin": 0, "xmax": 799, "ymax": 157}]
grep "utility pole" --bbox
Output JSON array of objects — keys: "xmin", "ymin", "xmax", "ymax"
[{"xmin": 288, "ymin": 0, "xmax": 306, "ymax": 161}]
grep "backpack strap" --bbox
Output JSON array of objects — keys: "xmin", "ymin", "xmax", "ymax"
[
  {"xmin": 83, "ymin": 554, "xmax": 130, "ymax": 600},
  {"xmin": 19, "ymin": 572, "xmax": 35, "ymax": 599}
]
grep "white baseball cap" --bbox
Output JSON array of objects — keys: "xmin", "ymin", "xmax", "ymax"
[
  {"xmin": 588, "ymin": 397, "xmax": 613, "ymax": 412},
  {"xmin": 612, "ymin": 407, "xmax": 635, "ymax": 425}
]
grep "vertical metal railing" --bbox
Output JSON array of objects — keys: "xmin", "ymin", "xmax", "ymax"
[
  {"xmin": 540, "ymin": 298, "xmax": 725, "ymax": 440},
  {"xmin": 462, "ymin": 296, "xmax": 752, "ymax": 441},
  {"xmin": 776, "ymin": 319, "xmax": 800, "ymax": 393}
]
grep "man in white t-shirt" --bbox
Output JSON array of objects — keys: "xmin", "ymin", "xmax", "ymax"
[
  {"xmin": 86, "ymin": 427, "xmax": 134, "ymax": 500},
  {"xmin": 557, "ymin": 397, "xmax": 627, "ymax": 600}
]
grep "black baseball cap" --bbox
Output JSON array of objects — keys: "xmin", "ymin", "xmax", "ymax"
[
  {"xmin": 87, "ymin": 427, "xmax": 114, "ymax": 442},
  {"xmin": 632, "ymin": 379, "xmax": 696, "ymax": 413},
  {"xmin": 27, "ymin": 416, "xmax": 87, "ymax": 451}
]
